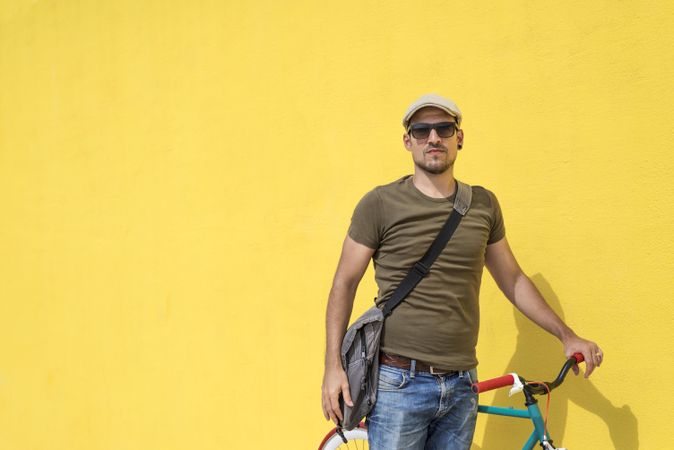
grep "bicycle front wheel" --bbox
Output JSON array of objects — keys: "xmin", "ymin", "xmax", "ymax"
[{"xmin": 318, "ymin": 425, "xmax": 368, "ymax": 450}]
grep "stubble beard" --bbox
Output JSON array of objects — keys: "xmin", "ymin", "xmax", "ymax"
[{"xmin": 413, "ymin": 151, "xmax": 454, "ymax": 175}]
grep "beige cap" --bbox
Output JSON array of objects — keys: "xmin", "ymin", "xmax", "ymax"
[{"xmin": 402, "ymin": 93, "xmax": 462, "ymax": 128}]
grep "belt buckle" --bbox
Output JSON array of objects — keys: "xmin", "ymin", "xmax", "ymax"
[{"xmin": 429, "ymin": 366, "xmax": 447, "ymax": 375}]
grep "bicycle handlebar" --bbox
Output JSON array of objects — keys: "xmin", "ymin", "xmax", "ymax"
[
  {"xmin": 471, "ymin": 374, "xmax": 516, "ymax": 393},
  {"xmin": 471, "ymin": 353, "xmax": 584, "ymax": 395}
]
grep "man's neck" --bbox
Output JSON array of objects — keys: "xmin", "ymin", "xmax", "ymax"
[{"xmin": 412, "ymin": 169, "xmax": 456, "ymax": 198}]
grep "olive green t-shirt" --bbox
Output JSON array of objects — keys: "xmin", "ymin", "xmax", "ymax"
[{"xmin": 348, "ymin": 175, "xmax": 505, "ymax": 370}]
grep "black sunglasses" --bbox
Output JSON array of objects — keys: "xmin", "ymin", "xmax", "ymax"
[{"xmin": 407, "ymin": 122, "xmax": 457, "ymax": 140}]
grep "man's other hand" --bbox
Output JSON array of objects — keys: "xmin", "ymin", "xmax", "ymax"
[
  {"xmin": 563, "ymin": 334, "xmax": 603, "ymax": 377},
  {"xmin": 322, "ymin": 366, "xmax": 353, "ymax": 425}
]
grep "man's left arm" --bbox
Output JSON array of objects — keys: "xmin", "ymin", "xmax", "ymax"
[{"xmin": 484, "ymin": 237, "xmax": 604, "ymax": 377}]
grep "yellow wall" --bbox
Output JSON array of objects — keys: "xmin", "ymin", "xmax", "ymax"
[{"xmin": 1, "ymin": 1, "xmax": 672, "ymax": 449}]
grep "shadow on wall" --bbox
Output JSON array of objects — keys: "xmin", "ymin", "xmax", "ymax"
[{"xmin": 472, "ymin": 274, "xmax": 638, "ymax": 450}]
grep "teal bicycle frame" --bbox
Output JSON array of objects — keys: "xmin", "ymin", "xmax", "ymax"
[
  {"xmin": 472, "ymin": 353, "xmax": 585, "ymax": 450},
  {"xmin": 477, "ymin": 403, "xmax": 551, "ymax": 450}
]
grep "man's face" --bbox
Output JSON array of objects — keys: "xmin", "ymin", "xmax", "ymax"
[{"xmin": 403, "ymin": 107, "xmax": 463, "ymax": 175}]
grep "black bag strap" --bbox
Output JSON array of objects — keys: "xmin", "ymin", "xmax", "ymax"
[{"xmin": 382, "ymin": 180, "xmax": 472, "ymax": 317}]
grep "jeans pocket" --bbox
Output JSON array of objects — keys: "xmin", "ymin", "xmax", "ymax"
[
  {"xmin": 462, "ymin": 368, "xmax": 479, "ymax": 397},
  {"xmin": 466, "ymin": 368, "xmax": 478, "ymax": 385},
  {"xmin": 377, "ymin": 367, "xmax": 408, "ymax": 391}
]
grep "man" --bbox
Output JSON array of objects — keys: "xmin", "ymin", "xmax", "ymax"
[{"xmin": 321, "ymin": 93, "xmax": 603, "ymax": 449}]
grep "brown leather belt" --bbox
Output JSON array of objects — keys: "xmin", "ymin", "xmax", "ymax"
[{"xmin": 379, "ymin": 352, "xmax": 457, "ymax": 375}]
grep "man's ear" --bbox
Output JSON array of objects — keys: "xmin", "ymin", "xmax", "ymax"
[
  {"xmin": 457, "ymin": 129, "xmax": 464, "ymax": 150},
  {"xmin": 403, "ymin": 133, "xmax": 412, "ymax": 151}
]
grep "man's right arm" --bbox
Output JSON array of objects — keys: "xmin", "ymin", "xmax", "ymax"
[{"xmin": 321, "ymin": 235, "xmax": 376, "ymax": 425}]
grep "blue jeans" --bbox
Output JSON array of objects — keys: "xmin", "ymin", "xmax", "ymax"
[{"xmin": 367, "ymin": 363, "xmax": 478, "ymax": 450}]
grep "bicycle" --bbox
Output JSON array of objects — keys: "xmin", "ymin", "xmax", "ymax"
[{"xmin": 318, "ymin": 353, "xmax": 586, "ymax": 450}]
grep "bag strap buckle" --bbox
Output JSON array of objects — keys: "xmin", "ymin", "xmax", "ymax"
[{"xmin": 412, "ymin": 261, "xmax": 429, "ymax": 276}]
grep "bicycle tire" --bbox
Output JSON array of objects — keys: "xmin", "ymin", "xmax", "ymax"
[{"xmin": 318, "ymin": 425, "xmax": 368, "ymax": 450}]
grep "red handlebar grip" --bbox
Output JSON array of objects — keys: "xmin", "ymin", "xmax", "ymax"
[
  {"xmin": 573, "ymin": 352, "xmax": 584, "ymax": 363},
  {"xmin": 471, "ymin": 374, "xmax": 515, "ymax": 394}
]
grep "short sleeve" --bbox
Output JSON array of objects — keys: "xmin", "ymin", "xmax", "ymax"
[
  {"xmin": 487, "ymin": 190, "xmax": 506, "ymax": 245},
  {"xmin": 347, "ymin": 189, "xmax": 382, "ymax": 249}
]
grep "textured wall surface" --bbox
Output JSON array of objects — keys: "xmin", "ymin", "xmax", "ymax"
[{"xmin": 1, "ymin": 1, "xmax": 672, "ymax": 449}]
